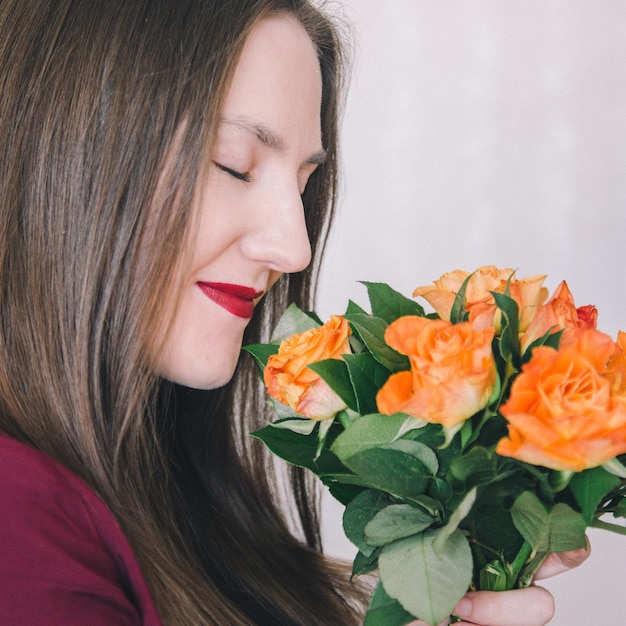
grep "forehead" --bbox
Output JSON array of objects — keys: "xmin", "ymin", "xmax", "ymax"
[{"xmin": 219, "ymin": 15, "xmax": 323, "ymax": 152}]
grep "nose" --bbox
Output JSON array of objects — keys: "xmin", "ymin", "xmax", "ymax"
[{"xmin": 241, "ymin": 183, "xmax": 312, "ymax": 274}]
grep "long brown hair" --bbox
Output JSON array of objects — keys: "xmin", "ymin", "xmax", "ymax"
[{"xmin": 0, "ymin": 0, "xmax": 366, "ymax": 623}]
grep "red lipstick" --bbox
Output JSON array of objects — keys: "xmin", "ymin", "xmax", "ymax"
[{"xmin": 197, "ymin": 282, "xmax": 263, "ymax": 319}]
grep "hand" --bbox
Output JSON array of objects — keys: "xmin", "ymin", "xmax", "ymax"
[{"xmin": 408, "ymin": 544, "xmax": 590, "ymax": 626}]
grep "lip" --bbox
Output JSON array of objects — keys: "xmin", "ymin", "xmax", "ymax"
[{"xmin": 197, "ymin": 282, "xmax": 264, "ymax": 319}]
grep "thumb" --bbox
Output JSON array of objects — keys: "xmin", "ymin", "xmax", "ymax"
[
  {"xmin": 534, "ymin": 540, "xmax": 591, "ymax": 581},
  {"xmin": 451, "ymin": 587, "xmax": 555, "ymax": 626}
]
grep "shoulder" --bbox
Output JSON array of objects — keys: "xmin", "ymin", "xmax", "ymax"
[
  {"xmin": 0, "ymin": 431, "xmax": 162, "ymax": 625},
  {"xmin": 0, "ymin": 429, "xmax": 94, "ymax": 504},
  {"xmin": 0, "ymin": 429, "xmax": 118, "ymax": 557}
]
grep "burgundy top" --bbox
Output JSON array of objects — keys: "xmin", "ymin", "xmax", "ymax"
[{"xmin": 0, "ymin": 430, "xmax": 163, "ymax": 625}]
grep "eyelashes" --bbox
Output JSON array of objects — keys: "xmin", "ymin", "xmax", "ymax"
[
  {"xmin": 214, "ymin": 162, "xmax": 251, "ymax": 183},
  {"xmin": 213, "ymin": 161, "xmax": 316, "ymax": 194}
]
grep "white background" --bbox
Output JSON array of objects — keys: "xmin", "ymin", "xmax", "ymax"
[{"xmin": 317, "ymin": 2, "xmax": 626, "ymax": 624}]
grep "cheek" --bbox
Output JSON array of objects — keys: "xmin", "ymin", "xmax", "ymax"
[{"xmin": 154, "ymin": 285, "xmax": 248, "ymax": 389}]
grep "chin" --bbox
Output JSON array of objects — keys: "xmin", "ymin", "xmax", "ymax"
[
  {"xmin": 172, "ymin": 368, "xmax": 238, "ymax": 391},
  {"xmin": 158, "ymin": 357, "xmax": 240, "ymax": 391}
]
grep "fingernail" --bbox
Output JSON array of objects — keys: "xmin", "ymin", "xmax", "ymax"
[{"xmin": 453, "ymin": 597, "xmax": 472, "ymax": 619}]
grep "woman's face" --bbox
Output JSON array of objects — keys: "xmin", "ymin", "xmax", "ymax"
[{"xmin": 157, "ymin": 15, "xmax": 324, "ymax": 389}]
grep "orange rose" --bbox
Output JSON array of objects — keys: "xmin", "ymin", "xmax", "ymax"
[
  {"xmin": 577, "ymin": 304, "xmax": 599, "ymax": 329},
  {"xmin": 496, "ymin": 329, "xmax": 626, "ymax": 471},
  {"xmin": 264, "ymin": 315, "xmax": 351, "ymax": 420},
  {"xmin": 413, "ymin": 266, "xmax": 548, "ymax": 332},
  {"xmin": 376, "ymin": 316, "xmax": 496, "ymax": 429},
  {"xmin": 521, "ymin": 280, "xmax": 597, "ymax": 351},
  {"xmin": 606, "ymin": 330, "xmax": 626, "ymax": 395}
]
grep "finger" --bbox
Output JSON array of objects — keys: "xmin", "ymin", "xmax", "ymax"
[
  {"xmin": 452, "ymin": 586, "xmax": 555, "ymax": 626},
  {"xmin": 533, "ymin": 540, "xmax": 591, "ymax": 581}
]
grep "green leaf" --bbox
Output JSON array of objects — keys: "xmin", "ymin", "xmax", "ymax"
[
  {"xmin": 408, "ymin": 495, "xmax": 444, "ymax": 520},
  {"xmin": 339, "ymin": 446, "xmax": 433, "ymax": 500},
  {"xmin": 449, "ymin": 447, "xmax": 498, "ymax": 489},
  {"xmin": 307, "ymin": 359, "xmax": 358, "ymax": 412},
  {"xmin": 541, "ymin": 329, "xmax": 563, "ymax": 350},
  {"xmin": 352, "ymin": 548, "xmax": 381, "ymax": 577},
  {"xmin": 441, "ymin": 422, "xmax": 465, "ymax": 448},
  {"xmin": 469, "ymin": 481, "xmax": 527, "ymax": 563},
  {"xmin": 510, "ymin": 491, "xmax": 587, "ymax": 556},
  {"xmin": 270, "ymin": 303, "xmax": 320, "ymax": 343},
  {"xmin": 345, "ymin": 299, "xmax": 368, "ymax": 316},
  {"xmin": 449, "ymin": 273, "xmax": 472, "ymax": 324},
  {"xmin": 473, "ymin": 512, "xmax": 525, "ymax": 566},
  {"xmin": 343, "ymin": 489, "xmax": 392, "ymax": 556},
  {"xmin": 479, "ymin": 559, "xmax": 513, "ymax": 591},
  {"xmin": 430, "ymin": 478, "xmax": 452, "ymax": 504},
  {"xmin": 242, "ymin": 343, "xmax": 279, "ymax": 370},
  {"xmin": 521, "ymin": 328, "xmax": 563, "ymax": 362},
  {"xmin": 394, "ymin": 415, "xmax": 429, "ymax": 440},
  {"xmin": 345, "ymin": 313, "xmax": 410, "ymax": 372},
  {"xmin": 602, "ymin": 458, "xmax": 626, "ymax": 479},
  {"xmin": 364, "ymin": 504, "xmax": 434, "ymax": 547},
  {"xmin": 569, "ymin": 466, "xmax": 621, "ymax": 524},
  {"xmin": 361, "ymin": 281, "xmax": 425, "ymax": 324},
  {"xmin": 254, "ymin": 421, "xmax": 348, "ymax": 481},
  {"xmin": 411, "ymin": 423, "xmax": 448, "ymax": 453},
  {"xmin": 324, "ymin": 481, "xmax": 366, "ymax": 506},
  {"xmin": 378, "ymin": 528, "xmax": 473, "ymax": 626},
  {"xmin": 382, "ymin": 439, "xmax": 439, "ymax": 476},
  {"xmin": 548, "ymin": 469, "xmax": 575, "ymax": 492},
  {"xmin": 344, "ymin": 353, "xmax": 391, "ymax": 415},
  {"xmin": 615, "ymin": 500, "xmax": 626, "ymax": 519},
  {"xmin": 268, "ymin": 417, "xmax": 317, "ymax": 435},
  {"xmin": 331, "ymin": 413, "xmax": 417, "ymax": 461},
  {"xmin": 433, "ymin": 488, "xmax": 476, "ymax": 551},
  {"xmin": 491, "ymin": 291, "xmax": 521, "ymax": 364},
  {"xmin": 305, "ymin": 310, "xmax": 325, "ymax": 325},
  {"xmin": 251, "ymin": 423, "xmax": 319, "ymax": 471},
  {"xmin": 315, "ymin": 415, "xmax": 336, "ymax": 460},
  {"xmin": 478, "ymin": 539, "xmax": 534, "ymax": 590},
  {"xmin": 266, "ymin": 396, "xmax": 301, "ymax": 420},
  {"xmin": 364, "ymin": 582, "xmax": 416, "ymax": 626},
  {"xmin": 317, "ymin": 439, "xmax": 347, "ymax": 465},
  {"xmin": 320, "ymin": 472, "xmax": 374, "ymax": 490}
]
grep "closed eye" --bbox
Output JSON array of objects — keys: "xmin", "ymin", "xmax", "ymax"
[{"xmin": 214, "ymin": 162, "xmax": 251, "ymax": 183}]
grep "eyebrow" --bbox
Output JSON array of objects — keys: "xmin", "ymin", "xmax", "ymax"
[{"xmin": 221, "ymin": 117, "xmax": 327, "ymax": 166}]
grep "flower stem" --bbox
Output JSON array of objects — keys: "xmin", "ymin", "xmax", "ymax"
[
  {"xmin": 592, "ymin": 518, "xmax": 626, "ymax": 536},
  {"xmin": 337, "ymin": 410, "xmax": 352, "ymax": 430},
  {"xmin": 509, "ymin": 541, "xmax": 534, "ymax": 586},
  {"xmin": 602, "ymin": 458, "xmax": 626, "ymax": 479},
  {"xmin": 549, "ymin": 470, "xmax": 574, "ymax": 492}
]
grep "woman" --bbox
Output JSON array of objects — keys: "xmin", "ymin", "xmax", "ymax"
[{"xmin": 0, "ymin": 1, "xmax": 585, "ymax": 624}]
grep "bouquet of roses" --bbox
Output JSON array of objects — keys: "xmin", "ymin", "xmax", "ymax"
[{"xmin": 245, "ymin": 266, "xmax": 626, "ymax": 626}]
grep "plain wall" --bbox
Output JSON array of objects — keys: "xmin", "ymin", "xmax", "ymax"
[{"xmin": 317, "ymin": 2, "xmax": 626, "ymax": 624}]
